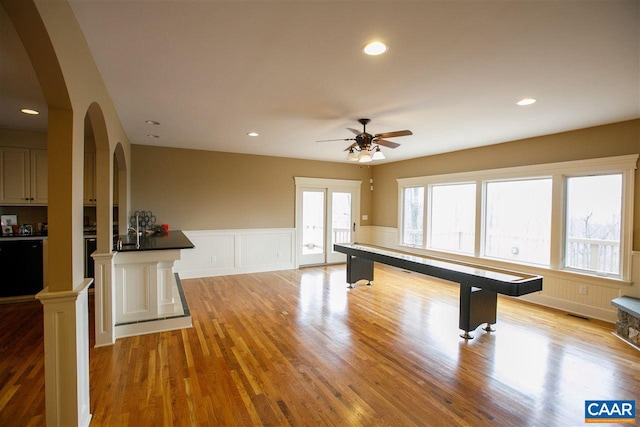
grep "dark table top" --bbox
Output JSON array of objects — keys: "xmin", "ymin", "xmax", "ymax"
[{"xmin": 114, "ymin": 230, "xmax": 194, "ymax": 252}]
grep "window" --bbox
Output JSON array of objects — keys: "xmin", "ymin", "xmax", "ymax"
[
  {"xmin": 484, "ymin": 179, "xmax": 552, "ymax": 265},
  {"xmin": 429, "ymin": 183, "xmax": 475, "ymax": 254},
  {"xmin": 397, "ymin": 155, "xmax": 636, "ymax": 281},
  {"xmin": 402, "ymin": 187, "xmax": 424, "ymax": 246},
  {"xmin": 565, "ymin": 174, "xmax": 622, "ymax": 275}
]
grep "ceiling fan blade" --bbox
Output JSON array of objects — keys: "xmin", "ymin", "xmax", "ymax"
[
  {"xmin": 347, "ymin": 128, "xmax": 361, "ymax": 136},
  {"xmin": 344, "ymin": 143, "xmax": 357, "ymax": 151},
  {"xmin": 316, "ymin": 138, "xmax": 355, "ymax": 142},
  {"xmin": 375, "ymin": 130, "xmax": 413, "ymax": 139},
  {"xmin": 375, "ymin": 139, "xmax": 401, "ymax": 149}
]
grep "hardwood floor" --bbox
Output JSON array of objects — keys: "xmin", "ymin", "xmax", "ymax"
[{"xmin": 1, "ymin": 264, "xmax": 638, "ymax": 426}]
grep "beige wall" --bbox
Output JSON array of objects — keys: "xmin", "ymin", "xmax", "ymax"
[
  {"xmin": 131, "ymin": 145, "xmax": 372, "ymax": 230},
  {"xmin": 132, "ymin": 120, "xmax": 640, "ymax": 238},
  {"xmin": 0, "ymin": 128, "xmax": 47, "ymax": 149},
  {"xmin": 372, "ymin": 119, "xmax": 640, "ymax": 245}
]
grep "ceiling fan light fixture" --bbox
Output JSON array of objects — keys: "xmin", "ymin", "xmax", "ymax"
[
  {"xmin": 347, "ymin": 148, "xmax": 359, "ymax": 161},
  {"xmin": 358, "ymin": 150, "xmax": 373, "ymax": 163},
  {"xmin": 363, "ymin": 41, "xmax": 388, "ymax": 56},
  {"xmin": 372, "ymin": 146, "xmax": 385, "ymax": 160}
]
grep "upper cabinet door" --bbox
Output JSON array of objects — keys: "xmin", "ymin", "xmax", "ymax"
[
  {"xmin": 30, "ymin": 149, "xmax": 48, "ymax": 205},
  {"xmin": 0, "ymin": 147, "xmax": 30, "ymax": 204}
]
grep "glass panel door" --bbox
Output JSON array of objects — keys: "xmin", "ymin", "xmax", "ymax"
[
  {"xmin": 300, "ymin": 190, "xmax": 326, "ymax": 265},
  {"xmin": 295, "ymin": 178, "xmax": 360, "ymax": 267},
  {"xmin": 327, "ymin": 191, "xmax": 352, "ymax": 263}
]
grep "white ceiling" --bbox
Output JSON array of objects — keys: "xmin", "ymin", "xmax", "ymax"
[{"xmin": 1, "ymin": 1, "xmax": 638, "ymax": 164}]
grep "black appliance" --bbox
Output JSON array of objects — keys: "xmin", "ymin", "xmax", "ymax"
[
  {"xmin": 85, "ymin": 237, "xmax": 97, "ymax": 280},
  {"xmin": 0, "ymin": 240, "xmax": 44, "ymax": 297}
]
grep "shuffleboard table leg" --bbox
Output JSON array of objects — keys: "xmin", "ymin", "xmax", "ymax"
[
  {"xmin": 483, "ymin": 324, "xmax": 496, "ymax": 332},
  {"xmin": 459, "ymin": 285, "xmax": 498, "ymax": 339},
  {"xmin": 460, "ymin": 331, "xmax": 474, "ymax": 340},
  {"xmin": 346, "ymin": 255, "xmax": 374, "ymax": 289}
]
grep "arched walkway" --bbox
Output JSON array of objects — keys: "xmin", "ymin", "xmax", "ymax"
[{"xmin": 2, "ymin": 1, "xmax": 131, "ymax": 425}]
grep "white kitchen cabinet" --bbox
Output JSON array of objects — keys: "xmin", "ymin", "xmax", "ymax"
[
  {"xmin": 0, "ymin": 147, "xmax": 47, "ymax": 205},
  {"xmin": 30, "ymin": 149, "xmax": 48, "ymax": 204},
  {"xmin": 85, "ymin": 153, "xmax": 120, "ymax": 206}
]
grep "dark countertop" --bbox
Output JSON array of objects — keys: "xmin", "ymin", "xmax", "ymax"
[
  {"xmin": 0, "ymin": 233, "xmax": 48, "ymax": 241},
  {"xmin": 114, "ymin": 230, "xmax": 195, "ymax": 252}
]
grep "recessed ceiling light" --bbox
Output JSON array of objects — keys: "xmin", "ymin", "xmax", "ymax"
[
  {"xmin": 247, "ymin": 132, "xmax": 259, "ymax": 137},
  {"xmin": 20, "ymin": 108, "xmax": 40, "ymax": 115},
  {"xmin": 363, "ymin": 41, "xmax": 388, "ymax": 56},
  {"xmin": 517, "ymin": 98, "xmax": 537, "ymax": 106},
  {"xmin": 147, "ymin": 134, "xmax": 160, "ymax": 138},
  {"xmin": 145, "ymin": 120, "xmax": 160, "ymax": 125}
]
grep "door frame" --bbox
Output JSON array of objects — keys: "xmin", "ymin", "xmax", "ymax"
[{"xmin": 295, "ymin": 177, "xmax": 361, "ymax": 267}]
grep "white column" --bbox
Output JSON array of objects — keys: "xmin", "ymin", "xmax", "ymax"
[
  {"xmin": 36, "ymin": 279, "xmax": 93, "ymax": 427},
  {"xmin": 92, "ymin": 251, "xmax": 115, "ymax": 347}
]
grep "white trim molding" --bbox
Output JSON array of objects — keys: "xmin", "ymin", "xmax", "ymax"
[
  {"xmin": 92, "ymin": 251, "xmax": 115, "ymax": 347},
  {"xmin": 36, "ymin": 279, "xmax": 93, "ymax": 427},
  {"xmin": 294, "ymin": 177, "xmax": 362, "ymax": 266},
  {"xmin": 294, "ymin": 177, "xmax": 363, "ymax": 188},
  {"xmin": 397, "ymin": 154, "xmax": 639, "ymax": 187}
]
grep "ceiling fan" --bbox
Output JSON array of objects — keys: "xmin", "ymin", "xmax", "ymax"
[{"xmin": 317, "ymin": 118, "xmax": 413, "ymax": 162}]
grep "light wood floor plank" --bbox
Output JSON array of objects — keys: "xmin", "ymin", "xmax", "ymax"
[{"xmin": 1, "ymin": 264, "xmax": 639, "ymax": 426}]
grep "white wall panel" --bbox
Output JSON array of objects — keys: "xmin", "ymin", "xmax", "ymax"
[
  {"xmin": 371, "ymin": 226, "xmax": 398, "ymax": 249},
  {"xmin": 176, "ymin": 229, "xmax": 295, "ymax": 279},
  {"xmin": 239, "ymin": 231, "xmax": 293, "ymax": 268}
]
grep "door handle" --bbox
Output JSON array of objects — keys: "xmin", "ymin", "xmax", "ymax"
[{"xmin": 352, "ymin": 222, "xmax": 356, "ymax": 232}]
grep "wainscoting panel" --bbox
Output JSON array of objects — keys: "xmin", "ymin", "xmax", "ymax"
[
  {"xmin": 358, "ymin": 226, "xmax": 397, "ymax": 247},
  {"xmin": 238, "ymin": 231, "xmax": 294, "ymax": 268},
  {"xmin": 175, "ymin": 229, "xmax": 296, "ymax": 279},
  {"xmin": 522, "ymin": 274, "xmax": 624, "ymax": 323}
]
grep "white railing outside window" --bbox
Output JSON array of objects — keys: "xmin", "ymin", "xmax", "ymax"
[
  {"xmin": 430, "ymin": 231, "xmax": 475, "ymax": 253},
  {"xmin": 333, "ymin": 228, "xmax": 351, "ymax": 245},
  {"xmin": 566, "ymin": 237, "xmax": 620, "ymax": 275},
  {"xmin": 404, "ymin": 229, "xmax": 424, "ymax": 246}
]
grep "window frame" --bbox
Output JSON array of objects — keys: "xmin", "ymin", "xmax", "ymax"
[{"xmin": 397, "ymin": 155, "xmax": 637, "ymax": 281}]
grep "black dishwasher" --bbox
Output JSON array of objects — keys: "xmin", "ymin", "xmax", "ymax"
[{"xmin": 0, "ymin": 240, "xmax": 44, "ymax": 297}]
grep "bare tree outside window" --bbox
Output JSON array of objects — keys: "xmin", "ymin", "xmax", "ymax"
[
  {"xmin": 565, "ymin": 174, "xmax": 622, "ymax": 274},
  {"xmin": 403, "ymin": 187, "xmax": 424, "ymax": 246}
]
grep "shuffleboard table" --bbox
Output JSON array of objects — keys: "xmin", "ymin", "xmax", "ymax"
[{"xmin": 333, "ymin": 243, "xmax": 543, "ymax": 339}]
